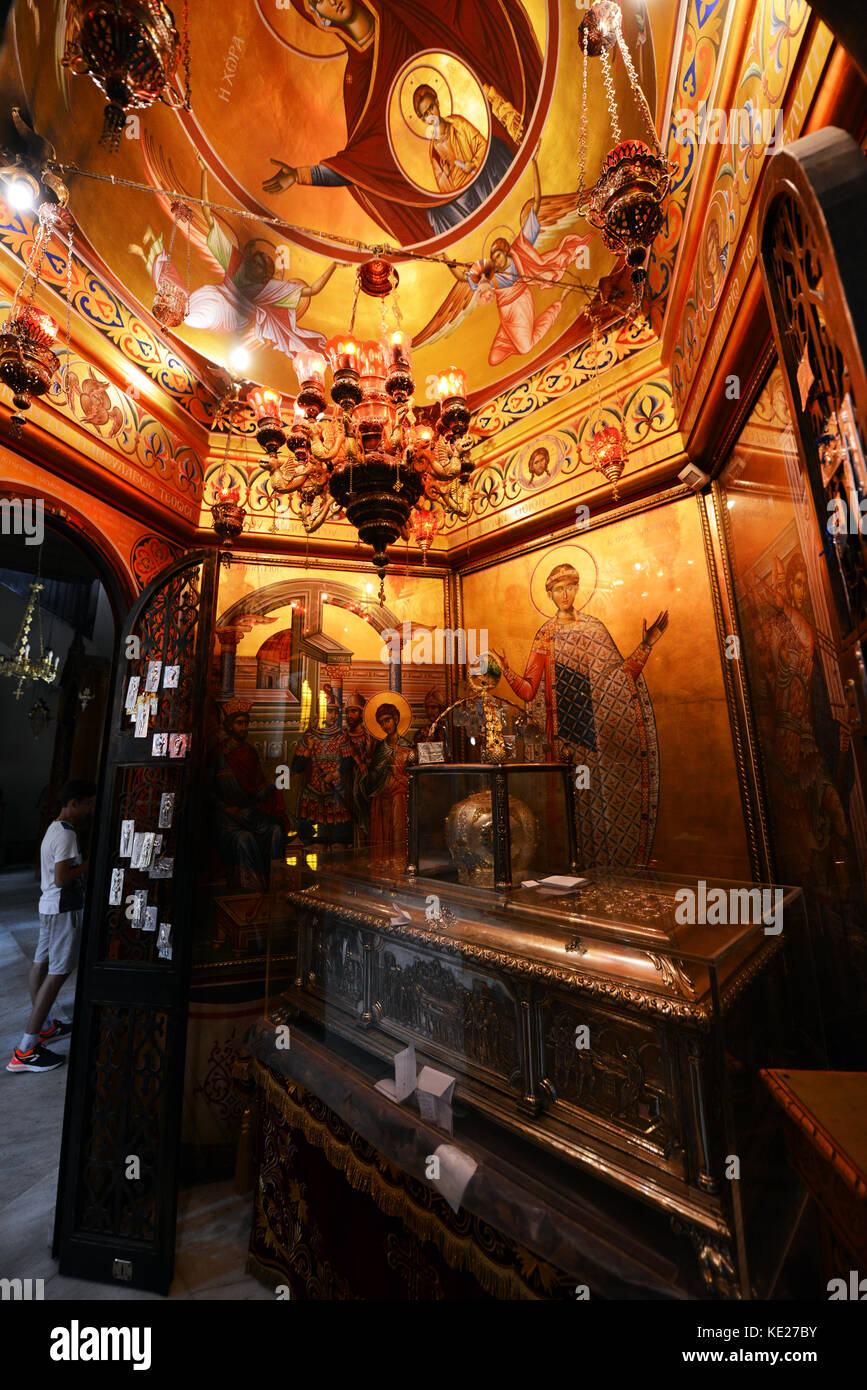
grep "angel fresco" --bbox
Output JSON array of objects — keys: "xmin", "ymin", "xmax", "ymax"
[
  {"xmin": 132, "ymin": 152, "xmax": 336, "ymax": 357},
  {"xmin": 262, "ymin": 0, "xmax": 542, "ymax": 245},
  {"xmin": 415, "ymin": 153, "xmax": 593, "ymax": 366}
]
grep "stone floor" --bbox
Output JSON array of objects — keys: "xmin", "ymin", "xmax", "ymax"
[{"xmin": 0, "ymin": 866, "xmax": 272, "ymax": 1301}]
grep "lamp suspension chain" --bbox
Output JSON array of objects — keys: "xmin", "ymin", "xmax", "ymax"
[{"xmin": 600, "ymin": 46, "xmax": 621, "ymax": 146}]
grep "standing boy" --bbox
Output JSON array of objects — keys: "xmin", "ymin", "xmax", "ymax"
[{"xmin": 7, "ymin": 778, "xmax": 96, "ymax": 1073}]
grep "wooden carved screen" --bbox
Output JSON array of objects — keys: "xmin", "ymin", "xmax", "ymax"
[
  {"xmin": 758, "ymin": 127, "xmax": 867, "ymax": 659},
  {"xmin": 54, "ymin": 549, "xmax": 219, "ymax": 1294}
]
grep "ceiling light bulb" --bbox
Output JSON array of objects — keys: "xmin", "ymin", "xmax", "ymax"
[{"xmin": 7, "ymin": 177, "xmax": 35, "ymax": 210}]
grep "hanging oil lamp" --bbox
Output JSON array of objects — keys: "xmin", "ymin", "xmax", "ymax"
[
  {"xmin": 409, "ymin": 505, "xmax": 441, "ymax": 561},
  {"xmin": 210, "ymin": 384, "xmax": 246, "ymax": 545},
  {"xmin": 62, "ymin": 0, "xmax": 190, "ymax": 151},
  {"xmin": 586, "ymin": 313, "xmax": 628, "ymax": 498},
  {"xmin": 0, "ymin": 202, "xmax": 74, "ymax": 436},
  {"xmin": 152, "ymin": 200, "xmax": 192, "ymax": 327},
  {"xmin": 576, "ymin": 1, "xmax": 674, "ymax": 313}
]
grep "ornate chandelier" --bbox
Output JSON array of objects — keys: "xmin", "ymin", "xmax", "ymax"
[
  {"xmin": 576, "ymin": 1, "xmax": 675, "ymax": 315},
  {"xmin": 0, "ymin": 580, "xmax": 60, "ymax": 699},
  {"xmin": 62, "ymin": 0, "xmax": 190, "ymax": 151},
  {"xmin": 243, "ymin": 258, "xmax": 477, "ymax": 600},
  {"xmin": 0, "ymin": 202, "xmax": 75, "ymax": 436}
]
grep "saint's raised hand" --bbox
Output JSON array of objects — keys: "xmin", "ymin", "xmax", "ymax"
[
  {"xmin": 264, "ymin": 159, "xmax": 298, "ymax": 194},
  {"xmin": 642, "ymin": 610, "xmax": 669, "ymax": 647}
]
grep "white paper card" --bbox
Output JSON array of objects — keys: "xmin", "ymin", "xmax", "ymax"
[
  {"xmin": 144, "ymin": 660, "xmax": 161, "ymax": 693},
  {"xmin": 108, "ymin": 868, "xmax": 124, "ymax": 906},
  {"xmin": 119, "ymin": 821, "xmax": 134, "ymax": 857},
  {"xmin": 152, "ymin": 733, "xmax": 168, "ymax": 757},
  {"xmin": 394, "ymin": 1044, "xmax": 417, "ymax": 1102},
  {"xmin": 163, "ymin": 665, "xmax": 179, "ymax": 688},
  {"xmin": 134, "ymin": 703, "xmax": 149, "ymax": 738},
  {"xmin": 417, "ymin": 1065, "xmax": 456, "ymax": 1135},
  {"xmin": 522, "ymin": 875, "xmax": 587, "ymax": 895},
  {"xmin": 375, "ymin": 1044, "xmax": 417, "ymax": 1104},
  {"xmin": 158, "ymin": 793, "xmax": 174, "ymax": 828},
  {"xmin": 132, "ymin": 888, "xmax": 148, "ymax": 923},
  {"xmin": 143, "ymin": 906, "xmax": 158, "ymax": 933},
  {"xmin": 131, "ymin": 832, "xmax": 154, "ymax": 869},
  {"xmin": 432, "ymin": 1144, "xmax": 478, "ymax": 1213},
  {"xmin": 124, "ymin": 676, "xmax": 140, "ymax": 712}
]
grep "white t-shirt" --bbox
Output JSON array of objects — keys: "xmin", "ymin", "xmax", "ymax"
[{"xmin": 39, "ymin": 820, "xmax": 81, "ymax": 915}]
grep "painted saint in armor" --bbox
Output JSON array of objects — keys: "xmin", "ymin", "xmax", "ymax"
[
  {"xmin": 496, "ymin": 562, "xmax": 668, "ymax": 867},
  {"xmin": 291, "ymin": 698, "xmax": 355, "ymax": 845}
]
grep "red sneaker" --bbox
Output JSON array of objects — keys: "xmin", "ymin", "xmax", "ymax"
[
  {"xmin": 6, "ymin": 1045, "xmax": 66, "ymax": 1073},
  {"xmin": 39, "ymin": 1019, "xmax": 73, "ymax": 1043}
]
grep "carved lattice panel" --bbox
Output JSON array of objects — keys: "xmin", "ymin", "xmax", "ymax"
[
  {"xmin": 75, "ymin": 1005, "xmax": 169, "ymax": 1241},
  {"xmin": 759, "ymin": 131, "xmax": 867, "ymax": 641}
]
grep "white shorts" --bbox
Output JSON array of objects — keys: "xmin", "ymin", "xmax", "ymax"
[{"xmin": 34, "ymin": 910, "xmax": 82, "ymax": 976}]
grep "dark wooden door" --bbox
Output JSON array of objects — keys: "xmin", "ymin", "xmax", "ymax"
[{"xmin": 54, "ymin": 549, "xmax": 219, "ymax": 1294}]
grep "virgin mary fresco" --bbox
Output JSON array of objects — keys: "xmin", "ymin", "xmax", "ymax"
[
  {"xmin": 262, "ymin": 0, "xmax": 543, "ymax": 245},
  {"xmin": 495, "ymin": 556, "xmax": 668, "ymax": 867}
]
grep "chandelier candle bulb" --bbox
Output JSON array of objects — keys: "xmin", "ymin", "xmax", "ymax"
[
  {"xmin": 357, "ymin": 339, "xmax": 387, "ymax": 383},
  {"xmin": 384, "ymin": 330, "xmax": 414, "ymax": 402},
  {"xmin": 436, "ymin": 366, "xmax": 469, "ymax": 438},
  {"xmin": 293, "ymin": 350, "xmax": 328, "ymax": 417},
  {"xmin": 249, "ymin": 387, "xmax": 286, "ymax": 455},
  {"xmin": 326, "ymin": 335, "xmax": 362, "ymax": 411}
]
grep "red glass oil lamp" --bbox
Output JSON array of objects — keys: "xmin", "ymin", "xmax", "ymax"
[
  {"xmin": 0, "ymin": 305, "xmax": 60, "ymax": 435},
  {"xmin": 589, "ymin": 423, "xmax": 628, "ymax": 496}
]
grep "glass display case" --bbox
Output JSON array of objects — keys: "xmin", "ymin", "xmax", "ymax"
[
  {"xmin": 407, "ymin": 762, "xmax": 577, "ymax": 888},
  {"xmin": 262, "ymin": 851, "xmax": 823, "ymax": 1297}
]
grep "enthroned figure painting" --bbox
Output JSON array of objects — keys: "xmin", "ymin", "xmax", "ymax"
[{"xmin": 262, "ymin": 0, "xmax": 544, "ymax": 244}]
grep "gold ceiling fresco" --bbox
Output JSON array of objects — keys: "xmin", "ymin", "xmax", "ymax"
[{"xmin": 0, "ymin": 0, "xmax": 676, "ymax": 407}]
